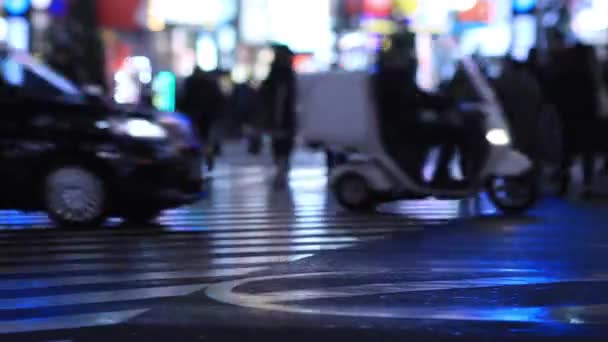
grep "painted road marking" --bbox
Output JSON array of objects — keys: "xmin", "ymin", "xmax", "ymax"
[{"xmin": 206, "ymin": 272, "xmax": 608, "ymax": 324}]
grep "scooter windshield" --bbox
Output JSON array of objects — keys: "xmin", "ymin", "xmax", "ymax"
[
  {"xmin": 436, "ymin": 36, "xmax": 507, "ymax": 132},
  {"xmin": 437, "ymin": 36, "xmax": 497, "ymax": 105}
]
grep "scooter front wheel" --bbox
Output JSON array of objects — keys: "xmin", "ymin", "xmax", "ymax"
[
  {"xmin": 487, "ymin": 172, "xmax": 538, "ymax": 215},
  {"xmin": 334, "ymin": 173, "xmax": 375, "ymax": 212}
]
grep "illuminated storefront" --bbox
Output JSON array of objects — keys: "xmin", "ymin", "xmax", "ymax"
[
  {"xmin": 2, "ymin": 0, "xmax": 31, "ymax": 85},
  {"xmin": 98, "ymin": 0, "xmax": 237, "ymax": 105},
  {"xmin": 239, "ymin": 0, "xmax": 334, "ymax": 74},
  {"xmin": 571, "ymin": 0, "xmax": 608, "ymax": 45}
]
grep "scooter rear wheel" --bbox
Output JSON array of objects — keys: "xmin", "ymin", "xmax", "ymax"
[
  {"xmin": 334, "ymin": 173, "xmax": 375, "ymax": 211},
  {"xmin": 487, "ymin": 172, "xmax": 538, "ymax": 215}
]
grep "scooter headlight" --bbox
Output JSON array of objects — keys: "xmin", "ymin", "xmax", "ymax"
[{"xmin": 486, "ymin": 129, "xmax": 511, "ymax": 146}]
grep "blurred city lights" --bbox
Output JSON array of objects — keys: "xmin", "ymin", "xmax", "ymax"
[
  {"xmin": 31, "ymin": 0, "xmax": 51, "ymax": 10},
  {"xmin": 152, "ymin": 71, "xmax": 176, "ymax": 111},
  {"xmin": 513, "ymin": 0, "xmax": 536, "ymax": 13},
  {"xmin": 452, "ymin": 0, "xmax": 478, "ymax": 12},
  {"xmin": 0, "ymin": 18, "xmax": 7, "ymax": 42},
  {"xmin": 4, "ymin": 0, "xmax": 30, "ymax": 16},
  {"xmin": 196, "ymin": 34, "xmax": 219, "ymax": 72}
]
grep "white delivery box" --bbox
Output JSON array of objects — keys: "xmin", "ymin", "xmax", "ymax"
[{"xmin": 297, "ymin": 72, "xmax": 379, "ymax": 151}]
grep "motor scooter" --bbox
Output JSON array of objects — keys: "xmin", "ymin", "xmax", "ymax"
[{"xmin": 298, "ymin": 43, "xmax": 537, "ymax": 214}]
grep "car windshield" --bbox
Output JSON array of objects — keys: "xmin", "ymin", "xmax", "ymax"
[{"xmin": 0, "ymin": 49, "xmax": 84, "ymax": 101}]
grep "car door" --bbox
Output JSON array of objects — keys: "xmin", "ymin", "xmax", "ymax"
[{"xmin": 0, "ymin": 61, "xmax": 39, "ymax": 206}]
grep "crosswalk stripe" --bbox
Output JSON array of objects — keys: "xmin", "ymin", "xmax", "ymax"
[
  {"xmin": 0, "ymin": 237, "xmax": 373, "ymax": 254},
  {"xmin": 0, "ymin": 228, "xmax": 400, "ymax": 246},
  {"xmin": 210, "ymin": 236, "xmax": 373, "ymax": 246},
  {"xmin": 157, "ymin": 216, "xmax": 411, "ymax": 224},
  {"xmin": 0, "ymin": 244, "xmax": 355, "ymax": 263},
  {"xmin": 0, "ymin": 223, "xmax": 410, "ymax": 238},
  {"xmin": 163, "ymin": 208, "xmax": 458, "ymax": 218},
  {"xmin": 209, "ymin": 244, "xmax": 354, "ymax": 255},
  {"xmin": 0, "ymin": 309, "xmax": 148, "ymax": 334},
  {"xmin": 211, "ymin": 228, "xmax": 400, "ymax": 238},
  {"xmin": 165, "ymin": 207, "xmax": 330, "ymax": 214},
  {"xmin": 0, "ymin": 255, "xmax": 314, "ymax": 275},
  {"xmin": 1, "ymin": 284, "xmax": 207, "ymax": 310},
  {"xmin": 0, "ymin": 267, "xmax": 266, "ymax": 290}
]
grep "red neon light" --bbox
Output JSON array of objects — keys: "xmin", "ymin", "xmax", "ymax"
[{"xmin": 363, "ymin": 0, "xmax": 392, "ymax": 17}]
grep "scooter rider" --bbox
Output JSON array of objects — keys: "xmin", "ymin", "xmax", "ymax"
[{"xmin": 373, "ymin": 30, "xmax": 472, "ymax": 187}]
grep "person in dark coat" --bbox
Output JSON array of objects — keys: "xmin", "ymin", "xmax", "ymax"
[
  {"xmin": 545, "ymin": 40, "xmax": 600, "ymax": 197},
  {"xmin": 259, "ymin": 44, "xmax": 297, "ymax": 187},
  {"xmin": 178, "ymin": 66, "xmax": 226, "ymax": 144},
  {"xmin": 373, "ymin": 31, "xmax": 470, "ymax": 186},
  {"xmin": 493, "ymin": 57, "xmax": 543, "ymax": 163}
]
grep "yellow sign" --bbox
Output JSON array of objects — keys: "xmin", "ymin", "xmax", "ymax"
[
  {"xmin": 362, "ymin": 19, "xmax": 398, "ymax": 35},
  {"xmin": 394, "ymin": 0, "xmax": 419, "ymax": 17}
]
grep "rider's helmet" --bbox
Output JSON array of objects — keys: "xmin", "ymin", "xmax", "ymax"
[{"xmin": 269, "ymin": 43, "xmax": 294, "ymax": 70}]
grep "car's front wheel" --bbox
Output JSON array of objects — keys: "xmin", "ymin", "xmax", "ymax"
[{"xmin": 45, "ymin": 166, "xmax": 107, "ymax": 228}]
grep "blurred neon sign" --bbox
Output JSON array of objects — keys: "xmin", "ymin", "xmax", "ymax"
[
  {"xmin": 152, "ymin": 71, "xmax": 176, "ymax": 112},
  {"xmin": 363, "ymin": 0, "xmax": 392, "ymax": 17},
  {"xmin": 31, "ymin": 0, "xmax": 52, "ymax": 10},
  {"xmin": 513, "ymin": 0, "xmax": 536, "ymax": 13},
  {"xmin": 5, "ymin": 0, "xmax": 30, "ymax": 16}
]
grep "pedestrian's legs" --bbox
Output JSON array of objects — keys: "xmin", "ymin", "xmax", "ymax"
[
  {"xmin": 272, "ymin": 137, "xmax": 294, "ymax": 188},
  {"xmin": 582, "ymin": 152, "xmax": 595, "ymax": 197},
  {"xmin": 326, "ymin": 150, "xmax": 336, "ymax": 171},
  {"xmin": 558, "ymin": 152, "xmax": 573, "ymax": 197}
]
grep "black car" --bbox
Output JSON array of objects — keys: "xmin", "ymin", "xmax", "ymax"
[{"xmin": 0, "ymin": 46, "xmax": 204, "ymax": 227}]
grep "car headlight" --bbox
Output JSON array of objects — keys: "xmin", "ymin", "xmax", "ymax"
[
  {"xmin": 486, "ymin": 128, "xmax": 511, "ymax": 146},
  {"xmin": 111, "ymin": 118, "xmax": 168, "ymax": 139}
]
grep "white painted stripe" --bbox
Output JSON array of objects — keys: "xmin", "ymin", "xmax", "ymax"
[
  {"xmin": 166, "ymin": 207, "xmax": 329, "ymax": 215},
  {"xmin": 1, "ymin": 237, "xmax": 370, "ymax": 253},
  {"xmin": 183, "ymin": 203, "xmax": 327, "ymax": 209},
  {"xmin": 210, "ymin": 236, "xmax": 371, "ymax": 246},
  {"xmin": 0, "ymin": 284, "xmax": 207, "ymax": 310},
  {"xmin": 0, "ymin": 223, "xmax": 409, "ymax": 239},
  {"xmin": 210, "ymin": 228, "xmax": 399, "ymax": 239},
  {"xmin": 0, "ymin": 267, "xmax": 266, "ymax": 290},
  {"xmin": 209, "ymin": 254, "xmax": 312, "ymax": 265},
  {"xmin": 208, "ymin": 244, "xmax": 353, "ymax": 255},
  {"xmin": 161, "ymin": 211, "xmax": 342, "ymax": 219},
  {"xmin": 2, "ymin": 244, "xmax": 354, "ymax": 264},
  {"xmin": 0, "ymin": 309, "xmax": 147, "ymax": 334},
  {"xmin": 0, "ymin": 228, "xmax": 399, "ymax": 246},
  {"xmin": 162, "ymin": 215, "xmax": 453, "ymax": 223},
  {"xmin": 206, "ymin": 272, "xmax": 608, "ymax": 324},
  {"xmin": 163, "ymin": 209, "xmax": 457, "ymax": 219},
  {"xmin": 255, "ymin": 277, "xmax": 575, "ymax": 303},
  {"xmin": 0, "ymin": 255, "xmax": 313, "ymax": 275},
  {"xmin": 184, "ymin": 221, "xmax": 408, "ymax": 230}
]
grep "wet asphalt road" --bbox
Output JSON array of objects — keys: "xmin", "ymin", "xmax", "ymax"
[{"xmin": 2, "ymin": 146, "xmax": 608, "ymax": 341}]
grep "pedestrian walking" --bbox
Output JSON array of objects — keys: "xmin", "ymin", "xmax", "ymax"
[
  {"xmin": 259, "ymin": 44, "xmax": 297, "ymax": 188},
  {"xmin": 545, "ymin": 37, "xmax": 601, "ymax": 197},
  {"xmin": 178, "ymin": 66, "xmax": 227, "ymax": 170}
]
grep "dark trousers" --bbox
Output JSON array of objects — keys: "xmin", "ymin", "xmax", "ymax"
[
  {"xmin": 391, "ymin": 123, "xmax": 475, "ymax": 182},
  {"xmin": 272, "ymin": 137, "xmax": 294, "ymax": 163}
]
